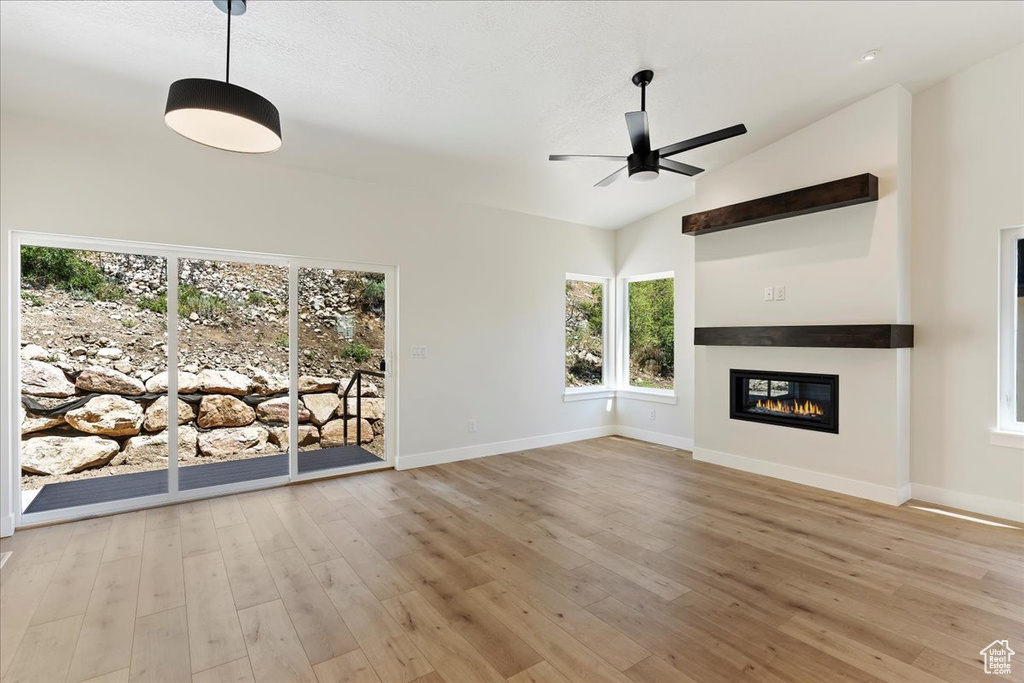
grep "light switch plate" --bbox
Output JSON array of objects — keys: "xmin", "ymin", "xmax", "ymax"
[
  {"xmin": 774, "ymin": 286, "xmax": 786, "ymax": 301},
  {"xmin": 411, "ymin": 345, "xmax": 427, "ymax": 358},
  {"xmin": 764, "ymin": 287, "xmax": 774, "ymax": 301}
]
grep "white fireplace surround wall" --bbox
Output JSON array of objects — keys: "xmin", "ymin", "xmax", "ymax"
[
  {"xmin": 621, "ymin": 85, "xmax": 916, "ymax": 507},
  {"xmin": 696, "ymin": 85, "xmax": 913, "ymax": 506}
]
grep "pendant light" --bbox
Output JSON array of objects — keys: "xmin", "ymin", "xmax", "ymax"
[{"xmin": 165, "ymin": 0, "xmax": 282, "ymax": 153}]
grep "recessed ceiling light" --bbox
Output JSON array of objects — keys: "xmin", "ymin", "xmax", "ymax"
[{"xmin": 860, "ymin": 49, "xmax": 880, "ymax": 63}]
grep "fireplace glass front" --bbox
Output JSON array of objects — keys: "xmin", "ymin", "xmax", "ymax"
[{"xmin": 730, "ymin": 369, "xmax": 838, "ymax": 433}]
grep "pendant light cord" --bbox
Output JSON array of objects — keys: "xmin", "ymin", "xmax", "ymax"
[{"xmin": 225, "ymin": 0, "xmax": 232, "ymax": 83}]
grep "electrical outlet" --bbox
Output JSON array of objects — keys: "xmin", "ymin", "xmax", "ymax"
[
  {"xmin": 468, "ymin": 420, "xmax": 477, "ymax": 432},
  {"xmin": 411, "ymin": 345, "xmax": 427, "ymax": 358},
  {"xmin": 774, "ymin": 286, "xmax": 786, "ymax": 301},
  {"xmin": 648, "ymin": 409, "xmax": 657, "ymax": 421},
  {"xmin": 764, "ymin": 287, "xmax": 774, "ymax": 301}
]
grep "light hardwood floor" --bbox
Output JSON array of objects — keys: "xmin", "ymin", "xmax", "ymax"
[{"xmin": 2, "ymin": 436, "xmax": 1022, "ymax": 682}]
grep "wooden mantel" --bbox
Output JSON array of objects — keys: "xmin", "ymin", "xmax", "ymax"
[
  {"xmin": 681, "ymin": 173, "xmax": 879, "ymax": 235},
  {"xmin": 694, "ymin": 324, "xmax": 914, "ymax": 349}
]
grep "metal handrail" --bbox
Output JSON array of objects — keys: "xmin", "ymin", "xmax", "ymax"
[{"xmin": 341, "ymin": 369, "xmax": 385, "ymax": 446}]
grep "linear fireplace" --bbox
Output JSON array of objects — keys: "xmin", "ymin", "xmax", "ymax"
[{"xmin": 730, "ymin": 369, "xmax": 838, "ymax": 433}]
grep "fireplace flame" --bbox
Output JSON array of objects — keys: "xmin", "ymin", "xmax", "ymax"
[{"xmin": 754, "ymin": 398, "xmax": 825, "ymax": 417}]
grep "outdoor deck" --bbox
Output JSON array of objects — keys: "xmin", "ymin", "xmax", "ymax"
[{"xmin": 23, "ymin": 446, "xmax": 383, "ymax": 514}]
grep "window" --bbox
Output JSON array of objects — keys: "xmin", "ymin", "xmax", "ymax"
[
  {"xmin": 9, "ymin": 232, "xmax": 394, "ymax": 526},
  {"xmin": 999, "ymin": 226, "xmax": 1024, "ymax": 431},
  {"xmin": 623, "ymin": 273, "xmax": 674, "ymax": 391},
  {"xmin": 565, "ymin": 275, "xmax": 609, "ymax": 389}
]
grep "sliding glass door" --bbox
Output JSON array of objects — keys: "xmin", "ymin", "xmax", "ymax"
[
  {"xmin": 9, "ymin": 234, "xmax": 395, "ymax": 526},
  {"xmin": 296, "ymin": 267, "xmax": 387, "ymax": 475}
]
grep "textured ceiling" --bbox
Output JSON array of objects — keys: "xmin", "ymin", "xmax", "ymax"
[{"xmin": 1, "ymin": 1, "xmax": 1022, "ymax": 228}]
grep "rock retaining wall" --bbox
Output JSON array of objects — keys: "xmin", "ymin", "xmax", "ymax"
[{"xmin": 20, "ymin": 359, "xmax": 383, "ymax": 476}]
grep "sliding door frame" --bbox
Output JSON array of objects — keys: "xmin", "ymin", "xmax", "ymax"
[{"xmin": 4, "ymin": 231, "xmax": 397, "ymax": 532}]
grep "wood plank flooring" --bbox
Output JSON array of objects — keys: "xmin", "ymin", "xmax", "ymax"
[{"xmin": 2, "ymin": 436, "xmax": 1022, "ymax": 682}]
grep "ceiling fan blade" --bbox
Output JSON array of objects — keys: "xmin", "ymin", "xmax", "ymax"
[
  {"xmin": 625, "ymin": 111, "xmax": 650, "ymax": 155},
  {"xmin": 595, "ymin": 166, "xmax": 628, "ymax": 187},
  {"xmin": 659, "ymin": 158, "xmax": 705, "ymax": 177},
  {"xmin": 657, "ymin": 123, "xmax": 747, "ymax": 158},
  {"xmin": 549, "ymin": 154, "xmax": 627, "ymax": 162}
]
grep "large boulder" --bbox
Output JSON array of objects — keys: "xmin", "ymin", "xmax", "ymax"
[
  {"xmin": 76, "ymin": 366, "xmax": 145, "ymax": 396},
  {"xmin": 197, "ymin": 395, "xmax": 255, "ymax": 428},
  {"xmin": 302, "ymin": 393, "xmax": 339, "ymax": 426},
  {"xmin": 320, "ymin": 418, "xmax": 374, "ymax": 446},
  {"xmin": 197, "ymin": 426, "xmax": 268, "ymax": 457},
  {"xmin": 21, "ymin": 412, "xmax": 65, "ymax": 435},
  {"xmin": 255, "ymin": 397, "xmax": 310, "ymax": 424},
  {"xmin": 343, "ymin": 397, "xmax": 385, "ymax": 421},
  {"xmin": 145, "ymin": 370, "xmax": 201, "ymax": 394},
  {"xmin": 144, "ymin": 396, "xmax": 198, "ymax": 432},
  {"xmin": 198, "ymin": 369, "xmax": 251, "ymax": 396},
  {"xmin": 21, "ymin": 435, "xmax": 120, "ymax": 475},
  {"xmin": 299, "ymin": 375, "xmax": 338, "ymax": 393},
  {"xmin": 20, "ymin": 360, "xmax": 76, "ymax": 397},
  {"xmin": 336, "ymin": 378, "xmax": 379, "ymax": 399},
  {"xmin": 267, "ymin": 424, "xmax": 320, "ymax": 449},
  {"xmin": 20, "ymin": 344, "xmax": 49, "ymax": 361},
  {"xmin": 121, "ymin": 426, "xmax": 198, "ymax": 464},
  {"xmin": 65, "ymin": 395, "xmax": 144, "ymax": 436},
  {"xmin": 250, "ymin": 369, "xmax": 288, "ymax": 396}
]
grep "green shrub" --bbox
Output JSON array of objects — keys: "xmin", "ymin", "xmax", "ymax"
[
  {"xmin": 178, "ymin": 284, "xmax": 228, "ymax": 319},
  {"xmin": 274, "ymin": 334, "xmax": 289, "ymax": 349},
  {"xmin": 22, "ymin": 292, "xmax": 44, "ymax": 307},
  {"xmin": 628, "ymin": 278, "xmax": 674, "ymax": 378},
  {"xmin": 247, "ymin": 291, "xmax": 272, "ymax": 305},
  {"xmin": 20, "ymin": 246, "xmax": 116, "ymax": 298},
  {"xmin": 137, "ymin": 294, "xmax": 168, "ymax": 314},
  {"xmin": 341, "ymin": 342, "xmax": 372, "ymax": 364}
]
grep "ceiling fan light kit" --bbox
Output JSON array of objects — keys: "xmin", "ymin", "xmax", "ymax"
[
  {"xmin": 165, "ymin": 0, "xmax": 282, "ymax": 153},
  {"xmin": 550, "ymin": 69, "xmax": 747, "ymax": 187}
]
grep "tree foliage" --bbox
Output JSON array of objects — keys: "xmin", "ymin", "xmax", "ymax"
[{"xmin": 629, "ymin": 278, "xmax": 674, "ymax": 382}]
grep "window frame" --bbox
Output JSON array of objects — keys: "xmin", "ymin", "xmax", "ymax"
[
  {"xmin": 618, "ymin": 271, "xmax": 676, "ymax": 398},
  {"xmin": 997, "ymin": 226, "xmax": 1024, "ymax": 434},
  {"xmin": 563, "ymin": 273, "xmax": 613, "ymax": 399},
  {"xmin": 4, "ymin": 230, "xmax": 398, "ymax": 532}
]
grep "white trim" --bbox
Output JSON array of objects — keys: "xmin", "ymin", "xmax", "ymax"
[
  {"xmin": 1, "ymin": 515, "xmax": 13, "ymax": 538},
  {"xmin": 396, "ymin": 426, "xmax": 617, "ymax": 470},
  {"xmin": 563, "ymin": 387, "xmax": 614, "ymax": 402},
  {"xmin": 615, "ymin": 389, "xmax": 678, "ymax": 405},
  {"xmin": 166, "ymin": 256, "xmax": 179, "ymax": 495},
  {"xmin": 614, "ymin": 427, "xmax": 693, "ymax": 451},
  {"xmin": 692, "ymin": 446, "xmax": 907, "ymax": 505},
  {"xmin": 998, "ymin": 226, "xmax": 1024, "ymax": 432},
  {"xmin": 990, "ymin": 429, "xmax": 1024, "ymax": 449},
  {"xmin": 910, "ymin": 483, "xmax": 1024, "ymax": 524}
]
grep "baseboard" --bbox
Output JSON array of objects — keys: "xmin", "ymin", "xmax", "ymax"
[
  {"xmin": 1, "ymin": 514, "xmax": 13, "ymax": 538},
  {"xmin": 613, "ymin": 426, "xmax": 694, "ymax": 451},
  {"xmin": 910, "ymin": 483, "xmax": 1024, "ymax": 523},
  {"xmin": 896, "ymin": 484, "xmax": 912, "ymax": 505},
  {"xmin": 396, "ymin": 426, "xmax": 617, "ymax": 470},
  {"xmin": 693, "ymin": 447, "xmax": 906, "ymax": 505}
]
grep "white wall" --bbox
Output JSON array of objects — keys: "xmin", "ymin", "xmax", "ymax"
[
  {"xmin": 910, "ymin": 45, "xmax": 1024, "ymax": 520},
  {"xmin": 0, "ymin": 114, "xmax": 617, "ymax": 497},
  {"xmin": 617, "ymin": 85, "xmax": 914, "ymax": 505}
]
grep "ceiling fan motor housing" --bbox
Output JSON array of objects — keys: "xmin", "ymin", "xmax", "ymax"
[{"xmin": 628, "ymin": 150, "xmax": 660, "ymax": 178}]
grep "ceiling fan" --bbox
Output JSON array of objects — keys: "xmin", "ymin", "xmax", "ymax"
[{"xmin": 549, "ymin": 70, "xmax": 747, "ymax": 186}]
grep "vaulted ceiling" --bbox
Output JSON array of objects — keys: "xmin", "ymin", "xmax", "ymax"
[{"xmin": 2, "ymin": 1, "xmax": 1022, "ymax": 228}]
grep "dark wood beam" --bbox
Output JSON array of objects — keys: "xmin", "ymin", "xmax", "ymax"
[
  {"xmin": 694, "ymin": 324, "xmax": 913, "ymax": 349},
  {"xmin": 681, "ymin": 173, "xmax": 879, "ymax": 235}
]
